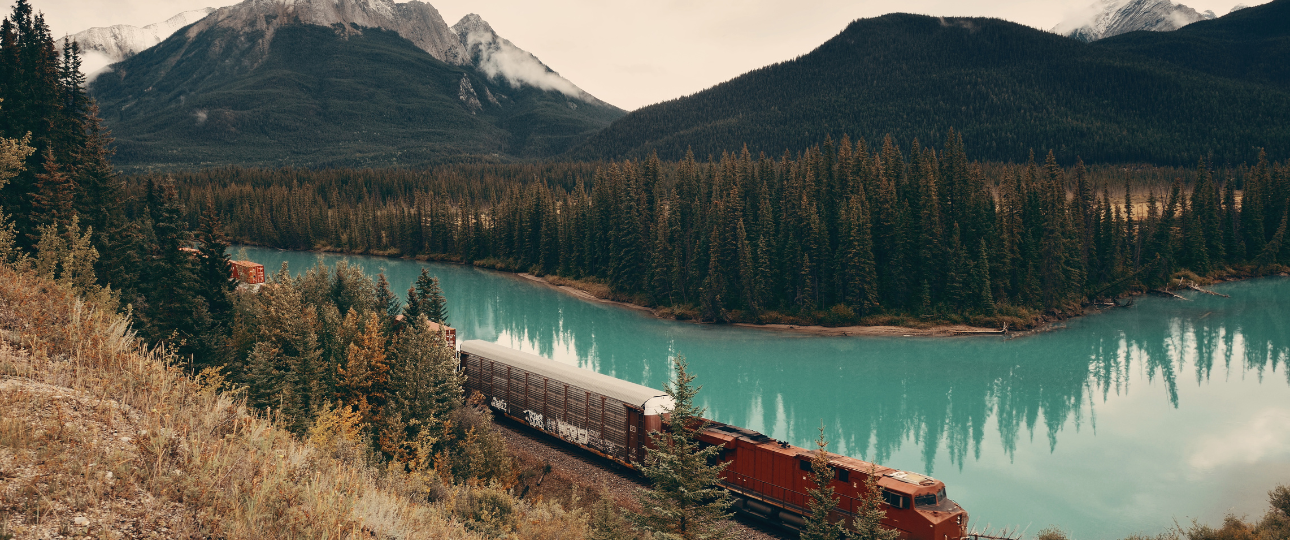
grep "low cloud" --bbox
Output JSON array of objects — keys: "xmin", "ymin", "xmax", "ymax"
[
  {"xmin": 193, "ymin": 109, "xmax": 208, "ymax": 125},
  {"xmin": 1052, "ymin": 0, "xmax": 1120, "ymax": 35},
  {"xmin": 937, "ymin": 16, "xmax": 977, "ymax": 32},
  {"xmin": 459, "ymin": 26, "xmax": 586, "ymax": 100},
  {"xmin": 79, "ymin": 50, "xmax": 116, "ymax": 81}
]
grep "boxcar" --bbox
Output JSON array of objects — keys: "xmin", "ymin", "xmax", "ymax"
[{"xmin": 459, "ymin": 340, "xmax": 674, "ymax": 467}]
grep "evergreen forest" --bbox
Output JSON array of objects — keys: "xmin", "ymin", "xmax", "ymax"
[{"xmin": 155, "ymin": 132, "xmax": 1290, "ymax": 328}]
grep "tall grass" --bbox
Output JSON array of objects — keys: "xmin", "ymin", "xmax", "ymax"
[{"xmin": 0, "ymin": 264, "xmax": 586, "ymax": 539}]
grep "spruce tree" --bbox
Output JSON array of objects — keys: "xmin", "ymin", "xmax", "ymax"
[
  {"xmin": 336, "ymin": 315, "xmax": 390, "ymax": 428},
  {"xmin": 802, "ymin": 424, "xmax": 845, "ymax": 540},
  {"xmin": 27, "ymin": 147, "xmax": 75, "ymax": 238},
  {"xmin": 381, "ymin": 314, "xmax": 462, "ymax": 467},
  {"xmin": 1254, "ymin": 207, "xmax": 1287, "ymax": 268},
  {"xmin": 374, "ymin": 272, "xmax": 400, "ymax": 319},
  {"xmin": 973, "ymin": 239, "xmax": 995, "ymax": 314},
  {"xmin": 633, "ymin": 355, "xmax": 732, "ymax": 540},
  {"xmin": 421, "ymin": 274, "xmax": 448, "ymax": 324},
  {"xmin": 847, "ymin": 467, "xmax": 900, "ymax": 540}
]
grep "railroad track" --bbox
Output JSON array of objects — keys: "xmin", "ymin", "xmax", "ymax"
[{"xmin": 493, "ymin": 415, "xmax": 796, "ymax": 540}]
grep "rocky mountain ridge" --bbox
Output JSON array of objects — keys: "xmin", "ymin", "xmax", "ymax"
[
  {"xmin": 66, "ymin": 8, "xmax": 215, "ymax": 77},
  {"xmin": 72, "ymin": 0, "xmax": 599, "ymax": 105},
  {"xmin": 1054, "ymin": 0, "xmax": 1217, "ymax": 41}
]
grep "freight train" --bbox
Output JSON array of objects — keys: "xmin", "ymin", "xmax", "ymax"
[{"xmin": 459, "ymin": 340, "xmax": 970, "ymax": 540}]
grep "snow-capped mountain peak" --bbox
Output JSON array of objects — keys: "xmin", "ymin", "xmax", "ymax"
[
  {"xmin": 1053, "ymin": 0, "xmax": 1217, "ymax": 42},
  {"xmin": 451, "ymin": 13, "xmax": 591, "ymax": 101},
  {"xmin": 188, "ymin": 0, "xmax": 471, "ymax": 66},
  {"xmin": 67, "ymin": 8, "xmax": 215, "ymax": 78}
]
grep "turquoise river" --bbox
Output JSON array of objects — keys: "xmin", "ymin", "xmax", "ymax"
[{"xmin": 235, "ymin": 246, "xmax": 1290, "ymax": 539}]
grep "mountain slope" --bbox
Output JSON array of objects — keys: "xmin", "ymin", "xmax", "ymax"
[
  {"xmin": 89, "ymin": 0, "xmax": 623, "ymax": 169},
  {"xmin": 571, "ymin": 2, "xmax": 1290, "ymax": 165},
  {"xmin": 1054, "ymin": 0, "xmax": 1215, "ymax": 42},
  {"xmin": 1093, "ymin": 0, "xmax": 1290, "ymax": 88}
]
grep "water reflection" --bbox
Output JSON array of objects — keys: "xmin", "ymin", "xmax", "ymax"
[{"xmin": 237, "ymin": 247, "xmax": 1290, "ymax": 538}]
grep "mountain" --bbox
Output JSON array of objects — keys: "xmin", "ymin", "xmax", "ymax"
[
  {"xmin": 570, "ymin": 0, "xmax": 1290, "ymax": 165},
  {"xmin": 1092, "ymin": 0, "xmax": 1290, "ymax": 88},
  {"xmin": 1053, "ymin": 0, "xmax": 1215, "ymax": 42},
  {"xmin": 89, "ymin": 0, "xmax": 623, "ymax": 169},
  {"xmin": 67, "ymin": 8, "xmax": 215, "ymax": 78}
]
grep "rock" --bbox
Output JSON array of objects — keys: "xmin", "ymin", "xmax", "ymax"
[{"xmin": 74, "ymin": 516, "xmax": 90, "ymax": 527}]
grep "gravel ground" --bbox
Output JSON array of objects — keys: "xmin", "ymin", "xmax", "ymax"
[{"xmin": 494, "ymin": 417, "xmax": 794, "ymax": 540}]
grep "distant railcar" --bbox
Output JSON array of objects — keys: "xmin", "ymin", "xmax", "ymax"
[
  {"xmin": 459, "ymin": 340, "xmax": 674, "ymax": 465},
  {"xmin": 229, "ymin": 260, "xmax": 265, "ymax": 284},
  {"xmin": 458, "ymin": 340, "xmax": 969, "ymax": 540}
]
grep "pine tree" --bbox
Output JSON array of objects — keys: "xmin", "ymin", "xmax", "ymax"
[
  {"xmin": 802, "ymin": 424, "xmax": 845, "ymax": 540},
  {"xmin": 1254, "ymin": 207, "xmax": 1287, "ymax": 268},
  {"xmin": 847, "ymin": 467, "xmax": 900, "ymax": 540},
  {"xmin": 422, "ymin": 274, "xmax": 448, "ymax": 324},
  {"xmin": 400, "ymin": 268, "xmax": 447, "ymax": 324},
  {"xmin": 633, "ymin": 355, "xmax": 732, "ymax": 540},
  {"xmin": 336, "ymin": 315, "xmax": 390, "ymax": 429},
  {"xmin": 381, "ymin": 314, "xmax": 462, "ymax": 467},
  {"xmin": 972, "ymin": 239, "xmax": 995, "ymax": 314},
  {"xmin": 196, "ymin": 198, "xmax": 235, "ymax": 316},
  {"xmin": 374, "ymin": 272, "xmax": 400, "ymax": 319},
  {"xmin": 27, "ymin": 147, "xmax": 75, "ymax": 238}
]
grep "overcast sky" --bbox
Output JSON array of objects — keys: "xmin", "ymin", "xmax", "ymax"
[{"xmin": 31, "ymin": 0, "xmax": 1262, "ymax": 110}]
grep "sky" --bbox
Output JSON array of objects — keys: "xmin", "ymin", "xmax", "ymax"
[{"xmin": 30, "ymin": 0, "xmax": 1264, "ymax": 111}]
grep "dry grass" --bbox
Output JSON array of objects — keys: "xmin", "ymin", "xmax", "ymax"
[{"xmin": 0, "ymin": 264, "xmax": 587, "ymax": 539}]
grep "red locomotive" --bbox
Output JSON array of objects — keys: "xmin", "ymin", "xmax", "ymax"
[{"xmin": 459, "ymin": 340, "xmax": 970, "ymax": 540}]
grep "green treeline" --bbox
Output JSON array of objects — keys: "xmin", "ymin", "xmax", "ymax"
[{"xmin": 162, "ymin": 131, "xmax": 1290, "ymax": 327}]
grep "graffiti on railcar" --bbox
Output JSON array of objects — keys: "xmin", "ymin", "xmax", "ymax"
[
  {"xmin": 552, "ymin": 418, "xmax": 591, "ymax": 445},
  {"xmin": 524, "ymin": 409, "xmax": 545, "ymax": 428},
  {"xmin": 491, "ymin": 397, "xmax": 509, "ymax": 413}
]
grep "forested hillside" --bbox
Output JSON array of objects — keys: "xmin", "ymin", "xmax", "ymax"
[
  {"xmin": 159, "ymin": 133, "xmax": 1290, "ymax": 327},
  {"xmin": 90, "ymin": 22, "xmax": 623, "ymax": 170},
  {"xmin": 571, "ymin": 1, "xmax": 1290, "ymax": 165},
  {"xmin": 1097, "ymin": 0, "xmax": 1290, "ymax": 89}
]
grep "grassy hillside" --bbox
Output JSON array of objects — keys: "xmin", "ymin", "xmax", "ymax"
[
  {"xmin": 571, "ymin": 0, "xmax": 1290, "ymax": 165},
  {"xmin": 0, "ymin": 264, "xmax": 590, "ymax": 539},
  {"xmin": 91, "ymin": 23, "xmax": 623, "ymax": 170}
]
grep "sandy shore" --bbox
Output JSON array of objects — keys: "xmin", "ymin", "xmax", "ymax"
[
  {"xmin": 514, "ymin": 273, "xmax": 1009, "ymax": 337},
  {"xmin": 729, "ymin": 322, "xmax": 1005, "ymax": 337}
]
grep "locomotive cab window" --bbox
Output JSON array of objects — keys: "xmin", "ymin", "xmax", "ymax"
[
  {"xmin": 834, "ymin": 467, "xmax": 849, "ymax": 482},
  {"xmin": 882, "ymin": 490, "xmax": 909, "ymax": 510},
  {"xmin": 915, "ymin": 493, "xmax": 938, "ymax": 507}
]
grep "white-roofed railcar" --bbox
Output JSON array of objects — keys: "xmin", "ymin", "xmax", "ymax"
[{"xmin": 458, "ymin": 340, "xmax": 675, "ymax": 468}]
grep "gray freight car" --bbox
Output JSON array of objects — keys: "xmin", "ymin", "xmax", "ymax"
[{"xmin": 459, "ymin": 340, "xmax": 675, "ymax": 467}]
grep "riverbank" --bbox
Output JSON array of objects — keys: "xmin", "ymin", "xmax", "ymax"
[
  {"xmin": 512, "ymin": 272, "xmax": 1013, "ymax": 337},
  {"xmin": 236, "ymin": 244, "xmax": 1288, "ymax": 338}
]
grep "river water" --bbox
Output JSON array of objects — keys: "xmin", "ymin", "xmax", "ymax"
[{"xmin": 235, "ymin": 246, "xmax": 1290, "ymax": 539}]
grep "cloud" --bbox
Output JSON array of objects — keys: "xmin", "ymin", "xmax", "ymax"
[
  {"xmin": 1051, "ymin": 0, "xmax": 1121, "ymax": 35},
  {"xmin": 1188, "ymin": 407, "xmax": 1290, "ymax": 471},
  {"xmin": 193, "ymin": 109, "xmax": 208, "ymax": 125},
  {"xmin": 458, "ymin": 24, "xmax": 586, "ymax": 100},
  {"xmin": 79, "ymin": 50, "xmax": 116, "ymax": 81}
]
